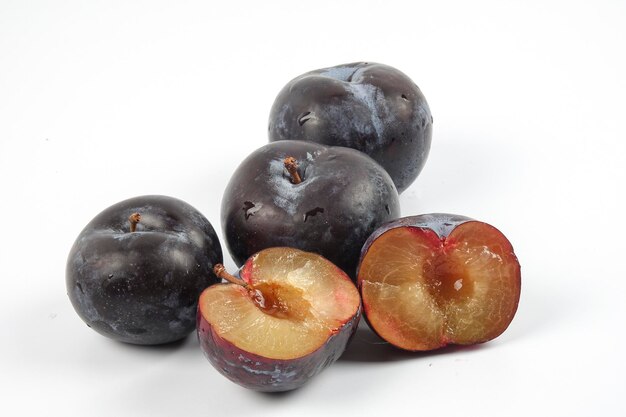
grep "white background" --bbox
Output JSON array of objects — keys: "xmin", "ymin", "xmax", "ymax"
[{"xmin": 1, "ymin": 1, "xmax": 625, "ymax": 416}]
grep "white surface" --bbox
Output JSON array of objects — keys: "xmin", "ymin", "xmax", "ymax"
[{"xmin": 1, "ymin": 1, "xmax": 625, "ymax": 416}]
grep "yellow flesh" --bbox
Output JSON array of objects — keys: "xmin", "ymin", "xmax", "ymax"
[
  {"xmin": 359, "ymin": 223, "xmax": 520, "ymax": 350},
  {"xmin": 199, "ymin": 248, "xmax": 360, "ymax": 360}
]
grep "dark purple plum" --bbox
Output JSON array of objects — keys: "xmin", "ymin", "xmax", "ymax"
[
  {"xmin": 268, "ymin": 62, "xmax": 433, "ymax": 193},
  {"xmin": 66, "ymin": 195, "xmax": 223, "ymax": 345},
  {"xmin": 221, "ymin": 141, "xmax": 400, "ymax": 279},
  {"xmin": 197, "ymin": 247, "xmax": 361, "ymax": 392}
]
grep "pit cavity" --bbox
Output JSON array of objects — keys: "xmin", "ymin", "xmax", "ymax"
[
  {"xmin": 423, "ymin": 252, "xmax": 473, "ymax": 306},
  {"xmin": 248, "ymin": 282, "xmax": 313, "ymax": 321}
]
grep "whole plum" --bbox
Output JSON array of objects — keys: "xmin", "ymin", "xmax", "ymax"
[
  {"xmin": 221, "ymin": 141, "xmax": 400, "ymax": 279},
  {"xmin": 66, "ymin": 195, "xmax": 223, "ymax": 345},
  {"xmin": 269, "ymin": 62, "xmax": 433, "ymax": 193}
]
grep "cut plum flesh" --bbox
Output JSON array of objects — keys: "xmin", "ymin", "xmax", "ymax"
[
  {"xmin": 358, "ymin": 221, "xmax": 521, "ymax": 351},
  {"xmin": 199, "ymin": 247, "xmax": 360, "ymax": 360}
]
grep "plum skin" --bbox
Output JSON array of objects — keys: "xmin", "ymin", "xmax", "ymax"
[
  {"xmin": 269, "ymin": 62, "xmax": 433, "ymax": 194},
  {"xmin": 66, "ymin": 195, "xmax": 223, "ymax": 345},
  {"xmin": 221, "ymin": 140, "xmax": 401, "ymax": 279},
  {"xmin": 358, "ymin": 213, "xmax": 473, "ymax": 262},
  {"xmin": 197, "ymin": 304, "xmax": 360, "ymax": 392}
]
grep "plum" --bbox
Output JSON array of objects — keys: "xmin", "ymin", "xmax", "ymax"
[
  {"xmin": 220, "ymin": 140, "xmax": 400, "ymax": 279},
  {"xmin": 357, "ymin": 214, "xmax": 521, "ymax": 351},
  {"xmin": 197, "ymin": 247, "xmax": 361, "ymax": 392},
  {"xmin": 66, "ymin": 195, "xmax": 223, "ymax": 345},
  {"xmin": 269, "ymin": 62, "xmax": 432, "ymax": 193}
]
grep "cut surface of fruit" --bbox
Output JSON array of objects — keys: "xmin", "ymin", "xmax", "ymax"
[
  {"xmin": 199, "ymin": 247, "xmax": 360, "ymax": 360},
  {"xmin": 358, "ymin": 221, "xmax": 520, "ymax": 351}
]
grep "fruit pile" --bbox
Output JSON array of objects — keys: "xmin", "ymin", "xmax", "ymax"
[{"xmin": 66, "ymin": 62, "xmax": 521, "ymax": 392}]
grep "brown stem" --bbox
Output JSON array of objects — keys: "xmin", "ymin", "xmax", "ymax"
[
  {"xmin": 128, "ymin": 213, "xmax": 141, "ymax": 232},
  {"xmin": 213, "ymin": 264, "xmax": 248, "ymax": 287},
  {"xmin": 283, "ymin": 156, "xmax": 302, "ymax": 184}
]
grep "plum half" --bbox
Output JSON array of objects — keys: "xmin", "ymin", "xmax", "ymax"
[
  {"xmin": 357, "ymin": 214, "xmax": 521, "ymax": 351},
  {"xmin": 197, "ymin": 247, "xmax": 361, "ymax": 392}
]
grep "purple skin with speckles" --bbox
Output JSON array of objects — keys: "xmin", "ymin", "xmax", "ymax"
[
  {"xmin": 197, "ymin": 304, "xmax": 360, "ymax": 392},
  {"xmin": 269, "ymin": 62, "xmax": 433, "ymax": 194},
  {"xmin": 66, "ymin": 195, "xmax": 223, "ymax": 345},
  {"xmin": 221, "ymin": 141, "xmax": 400, "ymax": 279}
]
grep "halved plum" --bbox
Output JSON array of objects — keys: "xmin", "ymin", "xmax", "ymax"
[
  {"xmin": 197, "ymin": 247, "xmax": 361, "ymax": 392},
  {"xmin": 357, "ymin": 214, "xmax": 521, "ymax": 351}
]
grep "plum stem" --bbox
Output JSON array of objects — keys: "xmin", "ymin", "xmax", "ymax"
[
  {"xmin": 128, "ymin": 213, "xmax": 141, "ymax": 232},
  {"xmin": 283, "ymin": 157, "xmax": 302, "ymax": 184},
  {"xmin": 213, "ymin": 264, "xmax": 248, "ymax": 287}
]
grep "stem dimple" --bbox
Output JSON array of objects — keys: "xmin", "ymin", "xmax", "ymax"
[
  {"xmin": 213, "ymin": 264, "xmax": 248, "ymax": 287},
  {"xmin": 283, "ymin": 156, "xmax": 302, "ymax": 184},
  {"xmin": 128, "ymin": 213, "xmax": 141, "ymax": 233}
]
